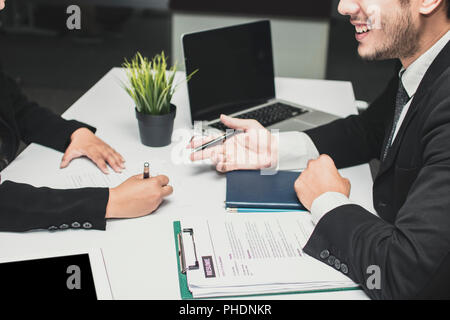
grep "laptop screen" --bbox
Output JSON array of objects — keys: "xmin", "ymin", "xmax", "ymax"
[{"xmin": 183, "ymin": 20, "xmax": 275, "ymax": 123}]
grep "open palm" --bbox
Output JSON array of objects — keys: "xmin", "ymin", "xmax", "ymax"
[{"xmin": 189, "ymin": 115, "xmax": 278, "ymax": 172}]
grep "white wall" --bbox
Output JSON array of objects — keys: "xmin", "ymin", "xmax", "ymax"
[{"xmin": 172, "ymin": 13, "xmax": 330, "ymax": 79}]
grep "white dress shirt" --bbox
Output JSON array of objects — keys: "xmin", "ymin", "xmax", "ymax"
[{"xmin": 278, "ymin": 30, "xmax": 450, "ymax": 224}]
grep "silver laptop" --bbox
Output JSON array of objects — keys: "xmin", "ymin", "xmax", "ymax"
[{"xmin": 182, "ymin": 20, "xmax": 339, "ymax": 133}]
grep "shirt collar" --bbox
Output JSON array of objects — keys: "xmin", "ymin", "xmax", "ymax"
[{"xmin": 399, "ymin": 30, "xmax": 450, "ymax": 98}]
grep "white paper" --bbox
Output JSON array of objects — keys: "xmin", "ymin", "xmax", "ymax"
[
  {"xmin": 180, "ymin": 213, "xmax": 358, "ymax": 298},
  {"xmin": 59, "ymin": 163, "xmax": 165, "ymax": 189},
  {"xmin": 62, "ymin": 169, "xmax": 133, "ymax": 188}
]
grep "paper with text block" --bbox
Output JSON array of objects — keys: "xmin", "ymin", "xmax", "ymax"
[
  {"xmin": 180, "ymin": 213, "xmax": 358, "ymax": 298},
  {"xmin": 60, "ymin": 164, "xmax": 165, "ymax": 189}
]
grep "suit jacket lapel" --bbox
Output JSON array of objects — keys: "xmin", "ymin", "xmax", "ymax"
[
  {"xmin": 377, "ymin": 100, "xmax": 419, "ymax": 177},
  {"xmin": 376, "ymin": 40, "xmax": 450, "ymax": 179}
]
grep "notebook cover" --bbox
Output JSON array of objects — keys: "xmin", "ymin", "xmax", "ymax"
[{"xmin": 226, "ymin": 170, "xmax": 305, "ymax": 210}]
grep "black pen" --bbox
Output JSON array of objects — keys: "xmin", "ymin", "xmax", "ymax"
[
  {"xmin": 191, "ymin": 130, "xmax": 244, "ymax": 153},
  {"xmin": 143, "ymin": 162, "xmax": 150, "ymax": 179}
]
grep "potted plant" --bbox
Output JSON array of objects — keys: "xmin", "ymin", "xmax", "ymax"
[{"xmin": 122, "ymin": 52, "xmax": 196, "ymax": 147}]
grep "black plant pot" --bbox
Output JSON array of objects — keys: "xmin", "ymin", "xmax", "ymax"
[{"xmin": 135, "ymin": 104, "xmax": 176, "ymax": 147}]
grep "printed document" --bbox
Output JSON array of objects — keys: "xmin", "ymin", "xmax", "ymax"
[{"xmin": 179, "ymin": 213, "xmax": 358, "ymax": 298}]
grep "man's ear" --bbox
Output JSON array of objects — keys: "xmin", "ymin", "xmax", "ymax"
[{"xmin": 419, "ymin": 0, "xmax": 444, "ymax": 15}]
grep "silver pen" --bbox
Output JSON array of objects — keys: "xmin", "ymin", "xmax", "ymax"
[{"xmin": 191, "ymin": 130, "xmax": 244, "ymax": 153}]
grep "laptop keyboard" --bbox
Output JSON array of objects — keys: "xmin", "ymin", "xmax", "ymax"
[{"xmin": 209, "ymin": 102, "xmax": 308, "ymax": 131}]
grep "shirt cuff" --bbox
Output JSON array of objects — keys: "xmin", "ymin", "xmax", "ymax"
[
  {"xmin": 277, "ymin": 131, "xmax": 319, "ymax": 170},
  {"xmin": 310, "ymin": 192, "xmax": 351, "ymax": 225}
]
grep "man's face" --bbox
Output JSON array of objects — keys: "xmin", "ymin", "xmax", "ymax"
[
  {"xmin": 0, "ymin": 0, "xmax": 5, "ymax": 10},
  {"xmin": 338, "ymin": 0, "xmax": 421, "ymax": 60}
]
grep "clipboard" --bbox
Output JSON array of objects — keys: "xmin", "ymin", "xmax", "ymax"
[
  {"xmin": 173, "ymin": 221, "xmax": 361, "ymax": 300},
  {"xmin": 174, "ymin": 221, "xmax": 195, "ymax": 299}
]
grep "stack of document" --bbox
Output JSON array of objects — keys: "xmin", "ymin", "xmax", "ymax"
[{"xmin": 176, "ymin": 213, "xmax": 358, "ymax": 299}]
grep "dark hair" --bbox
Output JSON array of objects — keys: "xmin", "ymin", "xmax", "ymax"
[
  {"xmin": 447, "ymin": 0, "xmax": 450, "ymax": 18},
  {"xmin": 402, "ymin": 0, "xmax": 450, "ymax": 18}
]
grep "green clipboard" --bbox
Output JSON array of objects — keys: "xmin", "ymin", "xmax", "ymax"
[
  {"xmin": 174, "ymin": 221, "xmax": 194, "ymax": 299},
  {"xmin": 173, "ymin": 221, "xmax": 361, "ymax": 300}
]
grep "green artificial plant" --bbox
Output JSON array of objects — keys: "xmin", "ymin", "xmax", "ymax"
[{"xmin": 122, "ymin": 51, "xmax": 197, "ymax": 115}]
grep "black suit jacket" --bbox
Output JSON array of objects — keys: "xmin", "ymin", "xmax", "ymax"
[
  {"xmin": 0, "ymin": 70, "xmax": 108, "ymax": 232},
  {"xmin": 303, "ymin": 40, "xmax": 450, "ymax": 299}
]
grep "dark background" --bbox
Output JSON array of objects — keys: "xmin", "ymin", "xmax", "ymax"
[
  {"xmin": 0, "ymin": 0, "xmax": 397, "ymax": 123},
  {"xmin": 169, "ymin": 0, "xmax": 334, "ymax": 19}
]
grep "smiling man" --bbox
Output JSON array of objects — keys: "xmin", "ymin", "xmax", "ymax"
[
  {"xmin": 0, "ymin": 1, "xmax": 173, "ymax": 232},
  {"xmin": 191, "ymin": 0, "xmax": 450, "ymax": 299}
]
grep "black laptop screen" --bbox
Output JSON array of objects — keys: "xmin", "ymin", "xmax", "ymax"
[{"xmin": 183, "ymin": 20, "xmax": 276, "ymax": 122}]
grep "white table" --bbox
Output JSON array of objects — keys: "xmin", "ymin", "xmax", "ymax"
[{"xmin": 0, "ymin": 69, "xmax": 372, "ymax": 300}]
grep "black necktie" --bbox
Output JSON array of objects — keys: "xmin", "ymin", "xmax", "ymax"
[
  {"xmin": 0, "ymin": 118, "xmax": 11, "ymax": 171},
  {"xmin": 0, "ymin": 137, "xmax": 9, "ymax": 171},
  {"xmin": 382, "ymin": 76, "xmax": 410, "ymax": 161}
]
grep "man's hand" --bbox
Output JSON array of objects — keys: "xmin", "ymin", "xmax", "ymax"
[
  {"xmin": 189, "ymin": 115, "xmax": 277, "ymax": 172},
  {"xmin": 60, "ymin": 128, "xmax": 125, "ymax": 174},
  {"xmin": 105, "ymin": 174, "xmax": 173, "ymax": 219},
  {"xmin": 294, "ymin": 154, "xmax": 351, "ymax": 211}
]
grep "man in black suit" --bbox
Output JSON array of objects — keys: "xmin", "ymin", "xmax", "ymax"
[
  {"xmin": 0, "ymin": 2, "xmax": 173, "ymax": 233},
  {"xmin": 191, "ymin": 0, "xmax": 450, "ymax": 299}
]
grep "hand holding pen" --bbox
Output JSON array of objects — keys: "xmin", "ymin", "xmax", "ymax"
[
  {"xmin": 188, "ymin": 114, "xmax": 277, "ymax": 172},
  {"xmin": 105, "ymin": 161, "xmax": 173, "ymax": 219}
]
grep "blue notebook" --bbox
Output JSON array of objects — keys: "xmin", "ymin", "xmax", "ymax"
[{"xmin": 225, "ymin": 170, "xmax": 305, "ymax": 211}]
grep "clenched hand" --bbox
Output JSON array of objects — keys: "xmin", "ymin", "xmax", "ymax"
[{"xmin": 294, "ymin": 155, "xmax": 351, "ymax": 211}]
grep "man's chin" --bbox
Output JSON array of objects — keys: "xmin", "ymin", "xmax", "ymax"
[{"xmin": 358, "ymin": 45, "xmax": 380, "ymax": 61}]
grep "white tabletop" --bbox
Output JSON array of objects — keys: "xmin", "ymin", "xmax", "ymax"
[{"xmin": 0, "ymin": 69, "xmax": 372, "ymax": 299}]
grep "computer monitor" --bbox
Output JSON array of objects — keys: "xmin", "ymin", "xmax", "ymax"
[{"xmin": 182, "ymin": 20, "xmax": 275, "ymax": 123}]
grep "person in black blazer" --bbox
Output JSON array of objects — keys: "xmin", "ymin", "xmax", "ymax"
[
  {"xmin": 0, "ymin": 1, "xmax": 173, "ymax": 232},
  {"xmin": 191, "ymin": 0, "xmax": 450, "ymax": 299}
]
